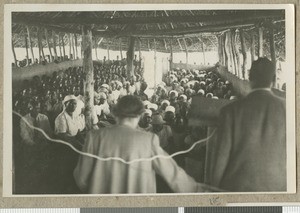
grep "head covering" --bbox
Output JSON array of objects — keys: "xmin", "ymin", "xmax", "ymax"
[
  {"xmin": 161, "ymin": 100, "xmax": 170, "ymax": 106},
  {"xmin": 230, "ymin": 96, "xmax": 237, "ymax": 100},
  {"xmin": 165, "ymin": 106, "xmax": 175, "ymax": 113},
  {"xmin": 144, "ymin": 109, "xmax": 152, "ymax": 117},
  {"xmin": 197, "ymin": 89, "xmax": 205, "ymax": 96},
  {"xmin": 148, "ymin": 103, "xmax": 158, "ymax": 111},
  {"xmin": 98, "ymin": 92, "xmax": 107, "ymax": 100},
  {"xmin": 151, "ymin": 114, "xmax": 165, "ymax": 125},
  {"xmin": 63, "ymin": 95, "xmax": 77, "ymax": 104},
  {"xmin": 212, "ymin": 96, "xmax": 219, "ymax": 99},
  {"xmin": 112, "ymin": 95, "xmax": 145, "ymax": 118},
  {"xmin": 101, "ymin": 84, "xmax": 110, "ymax": 89},
  {"xmin": 143, "ymin": 100, "xmax": 151, "ymax": 107},
  {"xmin": 179, "ymin": 94, "xmax": 188, "ymax": 101},
  {"xmin": 169, "ymin": 90, "xmax": 178, "ymax": 97}
]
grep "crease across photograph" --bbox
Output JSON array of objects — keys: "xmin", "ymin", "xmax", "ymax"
[{"xmin": 3, "ymin": 4, "xmax": 296, "ymax": 196}]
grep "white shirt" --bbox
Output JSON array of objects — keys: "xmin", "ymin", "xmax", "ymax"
[
  {"xmin": 20, "ymin": 113, "xmax": 52, "ymax": 145},
  {"xmin": 55, "ymin": 111, "xmax": 85, "ymax": 137},
  {"xmin": 94, "ymin": 101, "xmax": 110, "ymax": 116}
]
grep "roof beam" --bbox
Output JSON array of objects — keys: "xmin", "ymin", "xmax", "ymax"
[{"xmin": 12, "ymin": 10, "xmax": 283, "ymax": 26}]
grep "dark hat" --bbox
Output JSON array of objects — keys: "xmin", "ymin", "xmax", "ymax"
[{"xmin": 112, "ymin": 95, "xmax": 145, "ymax": 118}]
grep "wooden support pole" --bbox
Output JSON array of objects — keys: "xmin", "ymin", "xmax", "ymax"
[
  {"xmin": 82, "ymin": 26, "xmax": 94, "ymax": 130},
  {"xmin": 222, "ymin": 34, "xmax": 228, "ymax": 68},
  {"xmin": 45, "ymin": 28, "xmax": 53, "ymax": 62},
  {"xmin": 250, "ymin": 31, "xmax": 256, "ymax": 62},
  {"xmin": 12, "ymin": 39, "xmax": 18, "ymax": 67},
  {"xmin": 269, "ymin": 25, "xmax": 276, "ymax": 86},
  {"xmin": 72, "ymin": 34, "xmax": 76, "ymax": 60},
  {"xmin": 119, "ymin": 38, "xmax": 123, "ymax": 59},
  {"xmin": 138, "ymin": 38, "xmax": 142, "ymax": 61},
  {"xmin": 224, "ymin": 31, "xmax": 233, "ymax": 73},
  {"xmin": 198, "ymin": 37, "xmax": 206, "ymax": 65},
  {"xmin": 52, "ymin": 31, "xmax": 58, "ymax": 61},
  {"xmin": 68, "ymin": 33, "xmax": 72, "ymax": 59},
  {"xmin": 107, "ymin": 42, "xmax": 110, "ymax": 61},
  {"xmin": 169, "ymin": 39, "xmax": 173, "ymax": 70},
  {"xmin": 94, "ymin": 37, "xmax": 98, "ymax": 60},
  {"xmin": 24, "ymin": 33, "xmax": 29, "ymax": 65},
  {"xmin": 126, "ymin": 36, "xmax": 136, "ymax": 77},
  {"xmin": 154, "ymin": 38, "xmax": 157, "ymax": 86},
  {"xmin": 61, "ymin": 34, "xmax": 66, "ymax": 59},
  {"xmin": 217, "ymin": 35, "xmax": 223, "ymax": 65},
  {"xmin": 74, "ymin": 33, "xmax": 78, "ymax": 59},
  {"xmin": 240, "ymin": 28, "xmax": 247, "ymax": 79},
  {"xmin": 230, "ymin": 30, "xmax": 238, "ymax": 76},
  {"xmin": 37, "ymin": 27, "xmax": 45, "ymax": 63},
  {"xmin": 26, "ymin": 26, "xmax": 35, "ymax": 64},
  {"xmin": 232, "ymin": 30, "xmax": 241, "ymax": 78},
  {"xmin": 183, "ymin": 38, "xmax": 188, "ymax": 68},
  {"xmin": 258, "ymin": 27, "xmax": 264, "ymax": 57}
]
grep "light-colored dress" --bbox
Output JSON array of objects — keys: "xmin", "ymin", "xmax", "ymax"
[{"xmin": 74, "ymin": 125, "xmax": 201, "ymax": 194}]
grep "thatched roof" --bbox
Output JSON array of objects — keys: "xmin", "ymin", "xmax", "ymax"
[{"xmin": 12, "ymin": 10, "xmax": 285, "ymax": 55}]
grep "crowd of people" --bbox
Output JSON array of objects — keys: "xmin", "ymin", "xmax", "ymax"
[{"xmin": 13, "ymin": 58, "xmax": 236, "ymax": 194}]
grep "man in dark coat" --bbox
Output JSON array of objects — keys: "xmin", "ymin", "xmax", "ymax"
[{"xmin": 207, "ymin": 58, "xmax": 286, "ymax": 192}]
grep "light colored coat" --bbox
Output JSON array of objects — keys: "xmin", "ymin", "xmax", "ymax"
[
  {"xmin": 206, "ymin": 90, "xmax": 286, "ymax": 192},
  {"xmin": 74, "ymin": 125, "xmax": 201, "ymax": 194}
]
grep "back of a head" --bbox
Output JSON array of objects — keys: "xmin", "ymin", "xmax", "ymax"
[
  {"xmin": 249, "ymin": 57, "xmax": 275, "ymax": 88},
  {"xmin": 113, "ymin": 95, "xmax": 145, "ymax": 118}
]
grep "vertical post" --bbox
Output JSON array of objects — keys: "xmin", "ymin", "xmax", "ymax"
[
  {"xmin": 269, "ymin": 25, "xmax": 276, "ymax": 86},
  {"xmin": 154, "ymin": 38, "xmax": 157, "ymax": 86},
  {"xmin": 126, "ymin": 36, "xmax": 135, "ymax": 77},
  {"xmin": 183, "ymin": 38, "xmax": 188, "ymax": 68},
  {"xmin": 62, "ymin": 33, "xmax": 66, "ymax": 59},
  {"xmin": 240, "ymin": 29, "xmax": 247, "ymax": 80},
  {"xmin": 119, "ymin": 38, "xmax": 123, "ymax": 60},
  {"xmin": 258, "ymin": 27, "xmax": 264, "ymax": 57},
  {"xmin": 72, "ymin": 34, "xmax": 76, "ymax": 60},
  {"xmin": 12, "ymin": 39, "xmax": 18, "ymax": 67},
  {"xmin": 224, "ymin": 31, "xmax": 233, "ymax": 73},
  {"xmin": 68, "ymin": 33, "xmax": 72, "ymax": 59},
  {"xmin": 74, "ymin": 33, "xmax": 78, "ymax": 59},
  {"xmin": 94, "ymin": 37, "xmax": 98, "ymax": 60},
  {"xmin": 26, "ymin": 26, "xmax": 35, "ymax": 64},
  {"xmin": 233, "ymin": 30, "xmax": 241, "ymax": 78},
  {"xmin": 37, "ymin": 27, "xmax": 44, "ymax": 63},
  {"xmin": 107, "ymin": 42, "xmax": 110, "ymax": 61},
  {"xmin": 250, "ymin": 31, "xmax": 256, "ymax": 62},
  {"xmin": 58, "ymin": 33, "xmax": 62, "ymax": 59},
  {"xmin": 170, "ymin": 38, "xmax": 173, "ymax": 70},
  {"xmin": 198, "ymin": 37, "xmax": 206, "ymax": 65},
  {"xmin": 82, "ymin": 26, "xmax": 94, "ymax": 130},
  {"xmin": 230, "ymin": 30, "xmax": 238, "ymax": 76},
  {"xmin": 24, "ymin": 33, "xmax": 29, "ymax": 65},
  {"xmin": 52, "ymin": 31, "xmax": 58, "ymax": 61},
  {"xmin": 217, "ymin": 35, "xmax": 223, "ymax": 65},
  {"xmin": 223, "ymin": 34, "xmax": 228, "ymax": 69},
  {"xmin": 138, "ymin": 38, "xmax": 142, "ymax": 61},
  {"xmin": 45, "ymin": 28, "xmax": 53, "ymax": 62}
]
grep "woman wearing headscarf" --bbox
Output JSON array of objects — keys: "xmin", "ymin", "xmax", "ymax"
[{"xmin": 74, "ymin": 95, "xmax": 204, "ymax": 194}]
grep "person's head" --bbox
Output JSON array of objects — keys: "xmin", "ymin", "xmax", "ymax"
[
  {"xmin": 249, "ymin": 57, "xmax": 275, "ymax": 89},
  {"xmin": 28, "ymin": 101, "xmax": 41, "ymax": 118},
  {"xmin": 112, "ymin": 95, "xmax": 145, "ymax": 128},
  {"xmin": 151, "ymin": 114, "xmax": 165, "ymax": 132},
  {"xmin": 63, "ymin": 95, "xmax": 77, "ymax": 114},
  {"xmin": 160, "ymin": 100, "xmax": 170, "ymax": 111},
  {"xmin": 98, "ymin": 92, "xmax": 107, "ymax": 105},
  {"xmin": 142, "ymin": 109, "xmax": 152, "ymax": 126},
  {"xmin": 164, "ymin": 106, "xmax": 176, "ymax": 124}
]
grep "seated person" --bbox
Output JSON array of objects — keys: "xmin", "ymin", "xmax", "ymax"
[
  {"xmin": 54, "ymin": 95, "xmax": 85, "ymax": 148},
  {"xmin": 138, "ymin": 109, "xmax": 152, "ymax": 131},
  {"xmin": 150, "ymin": 114, "xmax": 173, "ymax": 153},
  {"xmin": 20, "ymin": 100, "xmax": 52, "ymax": 145}
]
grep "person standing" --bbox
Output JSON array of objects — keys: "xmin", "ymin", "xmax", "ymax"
[
  {"xmin": 74, "ymin": 95, "xmax": 204, "ymax": 194},
  {"xmin": 206, "ymin": 58, "xmax": 286, "ymax": 192}
]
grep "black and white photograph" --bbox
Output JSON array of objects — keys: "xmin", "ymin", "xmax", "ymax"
[{"xmin": 3, "ymin": 4, "xmax": 296, "ymax": 196}]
